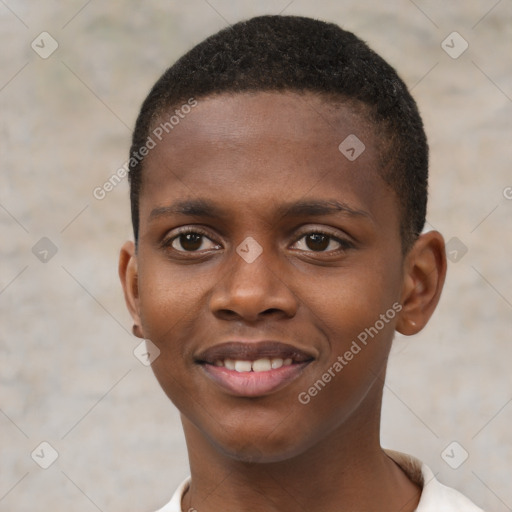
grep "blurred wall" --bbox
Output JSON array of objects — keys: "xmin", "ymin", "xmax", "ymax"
[{"xmin": 1, "ymin": 1, "xmax": 511, "ymax": 510}]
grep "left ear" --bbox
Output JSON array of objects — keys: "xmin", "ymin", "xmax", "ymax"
[{"xmin": 396, "ymin": 230, "xmax": 447, "ymax": 336}]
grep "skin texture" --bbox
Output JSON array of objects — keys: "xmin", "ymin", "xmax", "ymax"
[{"xmin": 119, "ymin": 91, "xmax": 447, "ymax": 512}]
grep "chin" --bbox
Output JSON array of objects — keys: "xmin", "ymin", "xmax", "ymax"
[{"xmin": 209, "ymin": 422, "xmax": 313, "ymax": 464}]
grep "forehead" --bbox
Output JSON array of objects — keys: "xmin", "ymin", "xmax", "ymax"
[
  {"xmin": 148, "ymin": 92, "xmax": 374, "ymax": 160},
  {"xmin": 140, "ymin": 91, "xmax": 396, "ymax": 228}
]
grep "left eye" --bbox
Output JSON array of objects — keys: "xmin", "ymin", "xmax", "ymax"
[{"xmin": 292, "ymin": 233, "xmax": 346, "ymax": 252}]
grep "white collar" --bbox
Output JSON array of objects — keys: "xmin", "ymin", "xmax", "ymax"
[{"xmin": 155, "ymin": 451, "xmax": 485, "ymax": 512}]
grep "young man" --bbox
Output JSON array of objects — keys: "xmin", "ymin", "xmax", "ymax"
[{"xmin": 119, "ymin": 15, "xmax": 485, "ymax": 512}]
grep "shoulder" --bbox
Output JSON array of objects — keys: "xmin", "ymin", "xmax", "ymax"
[
  {"xmin": 386, "ymin": 450, "xmax": 486, "ymax": 512},
  {"xmin": 153, "ymin": 477, "xmax": 190, "ymax": 512}
]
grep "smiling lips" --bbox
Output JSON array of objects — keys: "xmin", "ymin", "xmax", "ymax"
[{"xmin": 196, "ymin": 341, "xmax": 314, "ymax": 397}]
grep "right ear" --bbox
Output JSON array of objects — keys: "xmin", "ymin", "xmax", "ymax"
[{"xmin": 119, "ymin": 241, "xmax": 144, "ymax": 338}]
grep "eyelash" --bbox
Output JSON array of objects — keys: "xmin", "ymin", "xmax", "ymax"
[
  {"xmin": 160, "ymin": 226, "xmax": 218, "ymax": 252},
  {"xmin": 160, "ymin": 226, "xmax": 354, "ymax": 255},
  {"xmin": 292, "ymin": 229, "xmax": 354, "ymax": 253}
]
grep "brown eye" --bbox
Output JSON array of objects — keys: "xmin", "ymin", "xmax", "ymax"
[
  {"xmin": 292, "ymin": 231, "xmax": 351, "ymax": 253},
  {"xmin": 305, "ymin": 233, "xmax": 330, "ymax": 251},
  {"xmin": 177, "ymin": 233, "xmax": 202, "ymax": 251},
  {"xmin": 170, "ymin": 232, "xmax": 219, "ymax": 252}
]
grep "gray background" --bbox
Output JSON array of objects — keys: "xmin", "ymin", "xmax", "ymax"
[{"xmin": 1, "ymin": 1, "xmax": 511, "ymax": 511}]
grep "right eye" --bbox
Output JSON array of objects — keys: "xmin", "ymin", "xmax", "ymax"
[{"xmin": 163, "ymin": 229, "xmax": 221, "ymax": 253}]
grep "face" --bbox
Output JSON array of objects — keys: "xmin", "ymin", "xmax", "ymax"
[{"xmin": 120, "ymin": 91, "xmax": 445, "ymax": 463}]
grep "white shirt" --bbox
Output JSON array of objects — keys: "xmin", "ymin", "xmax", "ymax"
[{"xmin": 155, "ymin": 451, "xmax": 485, "ymax": 512}]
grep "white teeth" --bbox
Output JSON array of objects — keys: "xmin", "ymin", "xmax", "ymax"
[
  {"xmin": 270, "ymin": 358, "xmax": 283, "ymax": 369},
  {"xmin": 224, "ymin": 359, "xmax": 236, "ymax": 370},
  {"xmin": 234, "ymin": 360, "xmax": 252, "ymax": 372},
  {"xmin": 252, "ymin": 358, "xmax": 272, "ymax": 372},
  {"xmin": 214, "ymin": 357, "xmax": 296, "ymax": 372}
]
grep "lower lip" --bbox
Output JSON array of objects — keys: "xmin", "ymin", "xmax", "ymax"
[{"xmin": 200, "ymin": 362, "xmax": 311, "ymax": 397}]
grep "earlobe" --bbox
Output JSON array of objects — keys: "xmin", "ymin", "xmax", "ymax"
[
  {"xmin": 396, "ymin": 231, "xmax": 447, "ymax": 336},
  {"xmin": 119, "ymin": 241, "xmax": 144, "ymax": 338}
]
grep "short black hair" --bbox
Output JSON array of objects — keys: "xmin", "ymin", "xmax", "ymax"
[{"xmin": 128, "ymin": 15, "xmax": 428, "ymax": 251}]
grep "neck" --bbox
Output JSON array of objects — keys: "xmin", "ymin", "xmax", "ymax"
[{"xmin": 180, "ymin": 390, "xmax": 420, "ymax": 512}]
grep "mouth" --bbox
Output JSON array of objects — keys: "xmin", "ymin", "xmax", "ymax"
[{"xmin": 195, "ymin": 341, "xmax": 315, "ymax": 397}]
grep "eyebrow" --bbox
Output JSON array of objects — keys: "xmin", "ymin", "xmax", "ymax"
[
  {"xmin": 276, "ymin": 199, "xmax": 371, "ymax": 219},
  {"xmin": 149, "ymin": 199, "xmax": 223, "ymax": 220},
  {"xmin": 149, "ymin": 198, "xmax": 371, "ymax": 222}
]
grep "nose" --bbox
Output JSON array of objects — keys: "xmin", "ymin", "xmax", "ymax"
[{"xmin": 209, "ymin": 245, "xmax": 298, "ymax": 323}]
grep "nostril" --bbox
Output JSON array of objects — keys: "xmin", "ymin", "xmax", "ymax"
[
  {"xmin": 262, "ymin": 308, "xmax": 283, "ymax": 316},
  {"xmin": 216, "ymin": 309, "xmax": 241, "ymax": 320}
]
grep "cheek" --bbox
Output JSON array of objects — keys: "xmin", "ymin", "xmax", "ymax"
[
  {"xmin": 294, "ymin": 252, "xmax": 403, "ymax": 405},
  {"xmin": 136, "ymin": 258, "xmax": 212, "ymax": 387},
  {"xmin": 137, "ymin": 254, "xmax": 211, "ymax": 335},
  {"xmin": 299, "ymin": 256, "xmax": 402, "ymax": 342},
  {"xmin": 294, "ymin": 279, "xmax": 399, "ymax": 437},
  {"xmin": 135, "ymin": 253, "xmax": 229, "ymax": 403}
]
